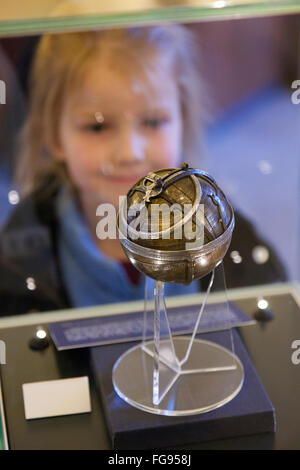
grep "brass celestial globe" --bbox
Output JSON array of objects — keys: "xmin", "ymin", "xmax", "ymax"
[{"xmin": 117, "ymin": 163, "xmax": 234, "ymax": 285}]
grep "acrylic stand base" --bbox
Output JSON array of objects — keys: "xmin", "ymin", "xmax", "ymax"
[{"xmin": 112, "ymin": 336, "xmax": 244, "ymax": 417}]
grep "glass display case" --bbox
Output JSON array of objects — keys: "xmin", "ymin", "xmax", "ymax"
[
  {"xmin": 0, "ymin": 0, "xmax": 299, "ymax": 450},
  {"xmin": 0, "ymin": 0, "xmax": 300, "ymax": 36}
]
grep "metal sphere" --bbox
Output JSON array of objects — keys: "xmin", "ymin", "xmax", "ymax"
[{"xmin": 117, "ymin": 163, "xmax": 234, "ymax": 285}]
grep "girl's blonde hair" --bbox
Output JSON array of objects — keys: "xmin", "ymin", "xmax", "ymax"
[{"xmin": 16, "ymin": 25, "xmax": 205, "ymax": 196}]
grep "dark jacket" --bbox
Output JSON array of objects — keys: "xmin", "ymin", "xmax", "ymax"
[{"xmin": 0, "ymin": 183, "xmax": 287, "ymax": 316}]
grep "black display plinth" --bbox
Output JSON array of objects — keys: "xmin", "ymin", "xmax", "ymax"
[{"xmin": 90, "ymin": 329, "xmax": 275, "ymax": 450}]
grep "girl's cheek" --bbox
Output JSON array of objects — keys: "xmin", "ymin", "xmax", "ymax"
[{"xmin": 157, "ymin": 137, "xmax": 181, "ymax": 167}]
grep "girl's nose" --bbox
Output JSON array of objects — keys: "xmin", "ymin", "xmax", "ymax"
[{"xmin": 115, "ymin": 127, "xmax": 145, "ymax": 164}]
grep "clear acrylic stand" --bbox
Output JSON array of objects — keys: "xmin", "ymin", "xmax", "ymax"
[{"xmin": 112, "ymin": 264, "xmax": 244, "ymax": 416}]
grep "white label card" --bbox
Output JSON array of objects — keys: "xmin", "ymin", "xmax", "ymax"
[{"xmin": 22, "ymin": 376, "xmax": 91, "ymax": 420}]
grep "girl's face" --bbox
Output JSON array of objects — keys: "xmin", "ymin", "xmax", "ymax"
[{"xmin": 56, "ymin": 53, "xmax": 183, "ymax": 208}]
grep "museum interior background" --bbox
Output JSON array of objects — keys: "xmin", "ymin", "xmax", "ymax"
[
  {"xmin": 0, "ymin": 8, "xmax": 300, "ymax": 450},
  {"xmin": 0, "ymin": 14, "xmax": 299, "ymax": 284}
]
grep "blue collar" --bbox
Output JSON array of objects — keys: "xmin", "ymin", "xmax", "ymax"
[{"xmin": 56, "ymin": 186, "xmax": 198, "ymax": 308}]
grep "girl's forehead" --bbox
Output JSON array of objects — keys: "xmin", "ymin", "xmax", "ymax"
[{"xmin": 68, "ymin": 55, "xmax": 178, "ymax": 112}]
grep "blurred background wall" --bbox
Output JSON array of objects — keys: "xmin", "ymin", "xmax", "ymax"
[{"xmin": 0, "ymin": 14, "xmax": 299, "ymax": 280}]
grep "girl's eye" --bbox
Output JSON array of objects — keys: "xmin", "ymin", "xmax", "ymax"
[
  {"xmin": 143, "ymin": 117, "xmax": 167, "ymax": 129},
  {"xmin": 83, "ymin": 122, "xmax": 108, "ymax": 133}
]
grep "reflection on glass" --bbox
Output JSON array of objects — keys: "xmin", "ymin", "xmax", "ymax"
[
  {"xmin": 257, "ymin": 160, "xmax": 273, "ymax": 175},
  {"xmin": 252, "ymin": 245, "xmax": 269, "ymax": 264},
  {"xmin": 8, "ymin": 190, "xmax": 19, "ymax": 205},
  {"xmin": 257, "ymin": 298, "xmax": 269, "ymax": 310},
  {"xmin": 0, "ymin": 16, "xmax": 297, "ymax": 319}
]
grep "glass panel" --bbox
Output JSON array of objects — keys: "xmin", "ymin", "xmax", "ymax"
[
  {"xmin": 0, "ymin": 0, "xmax": 300, "ymax": 36},
  {"xmin": 0, "ymin": 16, "xmax": 299, "ymax": 454},
  {"xmin": 0, "ymin": 15, "xmax": 299, "ymax": 321}
]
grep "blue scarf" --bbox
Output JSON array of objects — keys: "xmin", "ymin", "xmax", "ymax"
[{"xmin": 57, "ymin": 187, "xmax": 199, "ymax": 308}]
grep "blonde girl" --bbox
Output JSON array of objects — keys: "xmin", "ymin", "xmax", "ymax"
[
  {"xmin": 1, "ymin": 25, "xmax": 205, "ymax": 313},
  {"xmin": 0, "ymin": 25, "xmax": 286, "ymax": 316}
]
